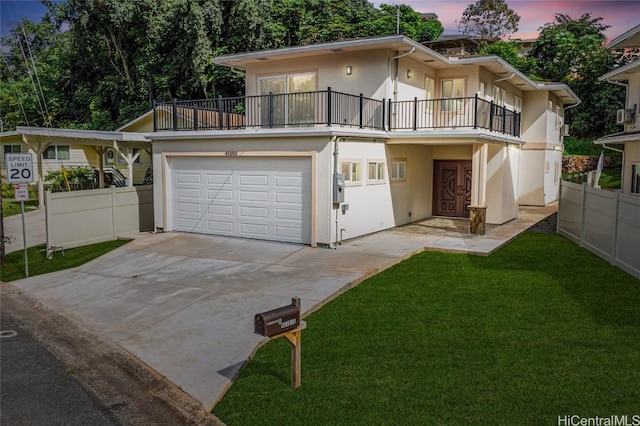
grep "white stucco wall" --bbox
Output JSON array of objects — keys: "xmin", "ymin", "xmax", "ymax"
[
  {"xmin": 519, "ymin": 150, "xmax": 545, "ymax": 205},
  {"xmin": 485, "ymin": 144, "xmax": 519, "ymax": 224}
]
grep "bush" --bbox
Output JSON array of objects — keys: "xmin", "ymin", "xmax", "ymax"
[
  {"xmin": 45, "ymin": 167, "xmax": 97, "ymax": 192},
  {"xmin": 1, "ymin": 183, "xmax": 39, "ymax": 200}
]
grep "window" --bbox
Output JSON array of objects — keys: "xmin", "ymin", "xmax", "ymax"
[
  {"xmin": 555, "ymin": 105, "xmax": 562, "ymax": 128},
  {"xmin": 367, "ymin": 160, "xmax": 385, "ymax": 183},
  {"xmin": 258, "ymin": 72, "xmax": 316, "ymax": 126},
  {"xmin": 554, "ymin": 161, "xmax": 560, "ymax": 184},
  {"xmin": 514, "ymin": 96, "xmax": 523, "ymax": 113},
  {"xmin": 548, "ymin": 100, "xmax": 553, "ymax": 110},
  {"xmin": 391, "ymin": 159, "xmax": 407, "ymax": 181},
  {"xmin": 3, "ymin": 144, "xmax": 21, "ymax": 154},
  {"xmin": 425, "ymin": 76, "xmax": 435, "ymax": 111},
  {"xmin": 493, "ymin": 85, "xmax": 506, "ymax": 107},
  {"xmin": 632, "ymin": 164, "xmax": 640, "ymax": 194},
  {"xmin": 545, "ymin": 160, "xmax": 550, "ymax": 174},
  {"xmin": 441, "ymin": 78, "xmax": 465, "ymax": 111},
  {"xmin": 479, "ymin": 81, "xmax": 487, "ymax": 99},
  {"xmin": 341, "ymin": 161, "xmax": 361, "ymax": 184},
  {"xmin": 42, "ymin": 145, "xmax": 70, "ymax": 161},
  {"xmin": 117, "ymin": 148, "xmax": 141, "ymax": 164}
]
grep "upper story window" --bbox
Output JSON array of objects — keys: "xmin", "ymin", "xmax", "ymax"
[
  {"xmin": 258, "ymin": 72, "xmax": 316, "ymax": 126},
  {"xmin": 548, "ymin": 100, "xmax": 553, "ymax": 110},
  {"xmin": 3, "ymin": 144, "xmax": 21, "ymax": 154},
  {"xmin": 42, "ymin": 145, "xmax": 70, "ymax": 161},
  {"xmin": 341, "ymin": 160, "xmax": 362, "ymax": 185},
  {"xmin": 479, "ymin": 81, "xmax": 486, "ymax": 99},
  {"xmin": 442, "ymin": 78, "xmax": 465, "ymax": 112},
  {"xmin": 514, "ymin": 96, "xmax": 523, "ymax": 113},
  {"xmin": 425, "ymin": 76, "xmax": 435, "ymax": 111},
  {"xmin": 555, "ymin": 105, "xmax": 562, "ymax": 128},
  {"xmin": 493, "ymin": 86, "xmax": 506, "ymax": 107}
]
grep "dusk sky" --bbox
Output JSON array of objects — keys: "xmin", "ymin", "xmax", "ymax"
[{"xmin": 1, "ymin": 0, "xmax": 639, "ymax": 41}]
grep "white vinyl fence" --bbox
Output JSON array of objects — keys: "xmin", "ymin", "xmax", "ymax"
[
  {"xmin": 558, "ymin": 181, "xmax": 640, "ymax": 280},
  {"xmin": 45, "ymin": 185, "xmax": 153, "ymax": 252}
]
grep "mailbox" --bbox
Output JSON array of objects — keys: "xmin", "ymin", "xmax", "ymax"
[{"xmin": 254, "ymin": 298, "xmax": 301, "ymax": 337}]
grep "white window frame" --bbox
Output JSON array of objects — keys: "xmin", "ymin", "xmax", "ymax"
[
  {"xmin": 367, "ymin": 160, "xmax": 386, "ymax": 184},
  {"xmin": 3, "ymin": 144, "xmax": 21, "ymax": 154},
  {"xmin": 341, "ymin": 160, "xmax": 362, "ymax": 186},
  {"xmin": 514, "ymin": 95, "xmax": 523, "ymax": 113},
  {"xmin": 391, "ymin": 159, "xmax": 407, "ymax": 182},
  {"xmin": 258, "ymin": 72, "xmax": 317, "ymax": 126},
  {"xmin": 554, "ymin": 161, "xmax": 560, "ymax": 184},
  {"xmin": 555, "ymin": 105, "xmax": 562, "ymax": 129},
  {"xmin": 479, "ymin": 81, "xmax": 487, "ymax": 99},
  {"xmin": 493, "ymin": 85, "xmax": 506, "ymax": 107},
  {"xmin": 42, "ymin": 145, "xmax": 70, "ymax": 161},
  {"xmin": 425, "ymin": 76, "xmax": 435, "ymax": 111},
  {"xmin": 441, "ymin": 77, "xmax": 465, "ymax": 112}
]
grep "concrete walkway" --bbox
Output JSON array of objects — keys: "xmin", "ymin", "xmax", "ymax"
[
  {"xmin": 3, "ymin": 208, "xmax": 46, "ymax": 254},
  {"xmin": 6, "ymin": 204, "xmax": 556, "ymax": 412}
]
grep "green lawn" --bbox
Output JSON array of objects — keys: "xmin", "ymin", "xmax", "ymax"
[
  {"xmin": 213, "ymin": 233, "xmax": 640, "ymax": 425},
  {"xmin": 599, "ymin": 168, "xmax": 622, "ymax": 190},
  {"xmin": 1, "ymin": 240, "xmax": 129, "ymax": 282},
  {"xmin": 2, "ymin": 198, "xmax": 38, "ymax": 217}
]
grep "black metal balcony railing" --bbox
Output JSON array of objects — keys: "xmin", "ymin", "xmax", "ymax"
[{"xmin": 154, "ymin": 90, "xmax": 520, "ymax": 137}]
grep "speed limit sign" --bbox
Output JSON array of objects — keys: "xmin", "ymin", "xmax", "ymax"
[{"xmin": 5, "ymin": 153, "xmax": 34, "ymax": 183}]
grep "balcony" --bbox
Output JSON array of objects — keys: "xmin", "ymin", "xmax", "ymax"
[{"xmin": 153, "ymin": 89, "xmax": 521, "ymax": 137}]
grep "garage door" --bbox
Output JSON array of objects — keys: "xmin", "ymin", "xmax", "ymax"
[{"xmin": 170, "ymin": 157, "xmax": 311, "ymax": 244}]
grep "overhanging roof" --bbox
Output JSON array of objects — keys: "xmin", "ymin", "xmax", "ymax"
[
  {"xmin": 0, "ymin": 126, "xmax": 150, "ymax": 148},
  {"xmin": 607, "ymin": 24, "xmax": 640, "ymax": 49},
  {"xmin": 599, "ymin": 59, "xmax": 640, "ymax": 81},
  {"xmin": 214, "ymin": 35, "xmax": 580, "ymax": 105}
]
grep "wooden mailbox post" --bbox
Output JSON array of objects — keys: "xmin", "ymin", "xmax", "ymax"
[{"xmin": 254, "ymin": 297, "xmax": 306, "ymax": 388}]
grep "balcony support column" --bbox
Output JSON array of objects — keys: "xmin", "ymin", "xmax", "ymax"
[{"xmin": 471, "ymin": 143, "xmax": 488, "ymax": 207}]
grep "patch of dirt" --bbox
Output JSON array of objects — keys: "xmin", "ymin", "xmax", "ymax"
[
  {"xmin": 528, "ymin": 212, "xmax": 558, "ymax": 234},
  {"xmin": 0, "ymin": 282, "xmax": 224, "ymax": 426}
]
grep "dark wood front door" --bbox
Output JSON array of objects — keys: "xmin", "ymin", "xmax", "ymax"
[{"xmin": 433, "ymin": 160, "xmax": 472, "ymax": 218}]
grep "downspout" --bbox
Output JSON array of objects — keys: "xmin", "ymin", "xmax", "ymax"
[
  {"xmin": 387, "ymin": 47, "xmax": 416, "ymax": 101},
  {"xmin": 330, "ymin": 136, "xmax": 340, "ymax": 249},
  {"xmin": 386, "ymin": 47, "xmax": 416, "ymax": 130}
]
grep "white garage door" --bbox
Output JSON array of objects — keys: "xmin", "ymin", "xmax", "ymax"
[{"xmin": 170, "ymin": 157, "xmax": 311, "ymax": 244}]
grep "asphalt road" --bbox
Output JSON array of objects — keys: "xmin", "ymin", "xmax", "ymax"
[{"xmin": 0, "ymin": 312, "xmax": 116, "ymax": 426}]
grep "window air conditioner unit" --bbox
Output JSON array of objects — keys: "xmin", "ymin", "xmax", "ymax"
[
  {"xmin": 560, "ymin": 124, "xmax": 570, "ymax": 136},
  {"xmin": 616, "ymin": 108, "xmax": 634, "ymax": 125}
]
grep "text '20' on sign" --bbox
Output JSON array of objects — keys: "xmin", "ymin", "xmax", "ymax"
[{"xmin": 5, "ymin": 153, "xmax": 34, "ymax": 183}]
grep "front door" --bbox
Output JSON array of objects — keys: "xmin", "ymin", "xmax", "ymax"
[{"xmin": 433, "ymin": 160, "xmax": 472, "ymax": 218}]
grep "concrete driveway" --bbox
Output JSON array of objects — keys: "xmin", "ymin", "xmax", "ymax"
[{"xmin": 6, "ymin": 204, "xmax": 555, "ymax": 411}]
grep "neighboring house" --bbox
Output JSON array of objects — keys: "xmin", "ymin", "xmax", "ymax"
[
  {"xmin": 148, "ymin": 35, "xmax": 578, "ymax": 247},
  {"xmin": 1, "ymin": 113, "xmax": 155, "ymax": 191},
  {"xmin": 0, "ymin": 127, "xmax": 151, "ymax": 205},
  {"xmin": 595, "ymin": 24, "xmax": 640, "ymax": 194}
]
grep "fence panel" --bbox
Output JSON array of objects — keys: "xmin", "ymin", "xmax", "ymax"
[
  {"xmin": 46, "ymin": 185, "xmax": 153, "ymax": 252},
  {"xmin": 558, "ymin": 180, "xmax": 640, "ymax": 280}
]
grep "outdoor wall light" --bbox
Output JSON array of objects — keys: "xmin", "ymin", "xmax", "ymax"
[
  {"xmin": 407, "ymin": 69, "xmax": 413, "ymax": 79},
  {"xmin": 346, "ymin": 65, "xmax": 352, "ymax": 75}
]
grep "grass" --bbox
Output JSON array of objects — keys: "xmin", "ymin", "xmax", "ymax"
[
  {"xmin": 213, "ymin": 233, "xmax": 640, "ymax": 425},
  {"xmin": 599, "ymin": 168, "xmax": 622, "ymax": 189},
  {"xmin": 1, "ymin": 240, "xmax": 129, "ymax": 282},
  {"xmin": 2, "ymin": 198, "xmax": 38, "ymax": 217}
]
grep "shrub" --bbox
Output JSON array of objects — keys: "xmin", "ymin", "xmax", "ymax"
[{"xmin": 45, "ymin": 167, "xmax": 97, "ymax": 192}]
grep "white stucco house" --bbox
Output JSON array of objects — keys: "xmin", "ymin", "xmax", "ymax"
[
  {"xmin": 596, "ymin": 24, "xmax": 640, "ymax": 195},
  {"xmin": 147, "ymin": 35, "xmax": 579, "ymax": 247}
]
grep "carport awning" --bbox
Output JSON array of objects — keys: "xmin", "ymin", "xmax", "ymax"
[{"xmin": 0, "ymin": 126, "xmax": 150, "ymax": 149}]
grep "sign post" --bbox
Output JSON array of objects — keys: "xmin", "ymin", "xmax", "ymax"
[{"xmin": 5, "ymin": 153, "xmax": 34, "ymax": 277}]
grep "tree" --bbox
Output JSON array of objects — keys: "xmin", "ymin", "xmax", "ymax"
[
  {"xmin": 529, "ymin": 13, "xmax": 624, "ymax": 138},
  {"xmin": 371, "ymin": 4, "xmax": 443, "ymax": 43},
  {"xmin": 479, "ymin": 40, "xmax": 536, "ymax": 76},
  {"xmin": 458, "ymin": 0, "xmax": 520, "ymax": 41}
]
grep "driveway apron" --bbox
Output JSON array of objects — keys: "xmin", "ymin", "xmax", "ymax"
[{"xmin": 7, "ymin": 204, "xmax": 554, "ymax": 411}]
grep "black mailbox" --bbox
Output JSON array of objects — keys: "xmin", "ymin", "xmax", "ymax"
[{"xmin": 254, "ymin": 298, "xmax": 301, "ymax": 337}]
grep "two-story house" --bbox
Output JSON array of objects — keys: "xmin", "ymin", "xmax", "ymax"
[
  {"xmin": 146, "ymin": 35, "xmax": 578, "ymax": 247},
  {"xmin": 596, "ymin": 24, "xmax": 640, "ymax": 195}
]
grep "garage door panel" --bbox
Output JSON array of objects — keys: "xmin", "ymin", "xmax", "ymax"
[
  {"xmin": 176, "ymin": 173, "xmax": 201, "ymax": 184},
  {"xmin": 240, "ymin": 206, "xmax": 268, "ymax": 218},
  {"xmin": 240, "ymin": 223, "xmax": 269, "ymax": 237},
  {"xmin": 207, "ymin": 220, "xmax": 234, "ymax": 233},
  {"xmin": 171, "ymin": 157, "xmax": 311, "ymax": 244},
  {"xmin": 207, "ymin": 189, "xmax": 233, "ymax": 200}
]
